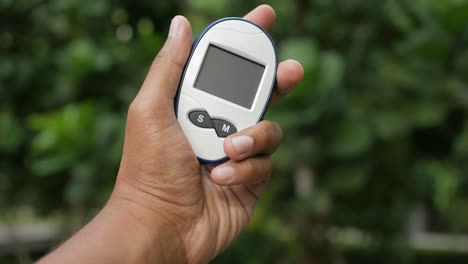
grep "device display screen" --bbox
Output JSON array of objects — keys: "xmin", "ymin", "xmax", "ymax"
[{"xmin": 194, "ymin": 45, "xmax": 265, "ymax": 109}]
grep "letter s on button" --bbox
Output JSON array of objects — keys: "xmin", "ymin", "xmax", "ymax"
[
  {"xmin": 189, "ymin": 111, "xmax": 213, "ymax": 128},
  {"xmin": 197, "ymin": 115, "xmax": 204, "ymax": 123}
]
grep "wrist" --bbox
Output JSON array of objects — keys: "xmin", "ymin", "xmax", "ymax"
[
  {"xmin": 39, "ymin": 186, "xmax": 187, "ymax": 264},
  {"xmin": 107, "ymin": 186, "xmax": 187, "ymax": 263}
]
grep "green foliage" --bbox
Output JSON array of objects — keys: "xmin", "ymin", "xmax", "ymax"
[{"xmin": 2, "ymin": 0, "xmax": 468, "ymax": 263}]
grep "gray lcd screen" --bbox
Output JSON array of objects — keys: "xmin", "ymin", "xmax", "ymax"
[{"xmin": 194, "ymin": 45, "xmax": 265, "ymax": 109}]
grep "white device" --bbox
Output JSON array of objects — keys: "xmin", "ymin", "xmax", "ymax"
[{"xmin": 175, "ymin": 18, "xmax": 278, "ymax": 163}]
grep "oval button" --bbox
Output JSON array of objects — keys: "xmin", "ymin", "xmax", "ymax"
[
  {"xmin": 212, "ymin": 119, "xmax": 237, "ymax": 138},
  {"xmin": 189, "ymin": 111, "xmax": 213, "ymax": 128}
]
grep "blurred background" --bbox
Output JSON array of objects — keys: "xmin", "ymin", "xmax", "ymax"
[{"xmin": 2, "ymin": 0, "xmax": 468, "ymax": 263}]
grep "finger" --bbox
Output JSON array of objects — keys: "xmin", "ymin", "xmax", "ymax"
[
  {"xmin": 134, "ymin": 16, "xmax": 193, "ymax": 112},
  {"xmin": 270, "ymin": 59, "xmax": 304, "ymax": 104},
  {"xmin": 243, "ymin": 4, "xmax": 276, "ymax": 30},
  {"xmin": 224, "ymin": 120, "xmax": 283, "ymax": 161},
  {"xmin": 211, "ymin": 155, "xmax": 273, "ymax": 186}
]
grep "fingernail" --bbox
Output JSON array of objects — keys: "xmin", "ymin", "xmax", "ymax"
[
  {"xmin": 231, "ymin": 135, "xmax": 254, "ymax": 155},
  {"xmin": 169, "ymin": 16, "xmax": 181, "ymax": 38},
  {"xmin": 213, "ymin": 166, "xmax": 235, "ymax": 182}
]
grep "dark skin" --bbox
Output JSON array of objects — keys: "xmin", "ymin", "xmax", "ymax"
[{"xmin": 39, "ymin": 5, "xmax": 304, "ymax": 264}]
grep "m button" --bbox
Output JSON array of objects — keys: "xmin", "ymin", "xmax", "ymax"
[
  {"xmin": 189, "ymin": 111, "xmax": 213, "ymax": 128},
  {"xmin": 212, "ymin": 119, "xmax": 237, "ymax": 138}
]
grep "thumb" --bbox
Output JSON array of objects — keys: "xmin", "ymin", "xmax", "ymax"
[{"xmin": 135, "ymin": 16, "xmax": 193, "ymax": 114}]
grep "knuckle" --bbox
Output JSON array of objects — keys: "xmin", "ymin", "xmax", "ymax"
[
  {"xmin": 260, "ymin": 158, "xmax": 273, "ymax": 183},
  {"xmin": 257, "ymin": 121, "xmax": 275, "ymax": 148},
  {"xmin": 151, "ymin": 47, "xmax": 169, "ymax": 70},
  {"xmin": 273, "ymin": 122, "xmax": 284, "ymax": 142},
  {"xmin": 257, "ymin": 121, "xmax": 283, "ymax": 153},
  {"xmin": 128, "ymin": 100, "xmax": 141, "ymax": 118},
  {"xmin": 128, "ymin": 99, "xmax": 150, "ymax": 121},
  {"xmin": 151, "ymin": 43, "xmax": 186, "ymax": 71},
  {"xmin": 264, "ymin": 157, "xmax": 273, "ymax": 178},
  {"xmin": 245, "ymin": 157, "xmax": 273, "ymax": 183},
  {"xmin": 244, "ymin": 158, "xmax": 258, "ymax": 176}
]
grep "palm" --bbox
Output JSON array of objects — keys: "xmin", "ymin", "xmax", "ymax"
[
  {"xmin": 186, "ymin": 168, "xmax": 262, "ymax": 263},
  {"xmin": 152, "ymin": 121, "xmax": 261, "ymax": 263}
]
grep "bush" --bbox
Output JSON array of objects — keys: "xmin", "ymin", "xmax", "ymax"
[{"xmin": 2, "ymin": 0, "xmax": 468, "ymax": 263}]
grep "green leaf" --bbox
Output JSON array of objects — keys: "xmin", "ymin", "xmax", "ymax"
[
  {"xmin": 279, "ymin": 38, "xmax": 319, "ymax": 73},
  {"xmin": 0, "ymin": 111, "xmax": 24, "ymax": 152},
  {"xmin": 189, "ymin": 0, "xmax": 230, "ymax": 14},
  {"xmin": 326, "ymin": 163, "xmax": 370, "ymax": 194},
  {"xmin": 65, "ymin": 163, "xmax": 96, "ymax": 205},
  {"xmin": 323, "ymin": 119, "xmax": 373, "ymax": 159},
  {"xmin": 453, "ymin": 121, "xmax": 468, "ymax": 158},
  {"xmin": 407, "ymin": 101, "xmax": 447, "ymax": 127},
  {"xmin": 417, "ymin": 160, "xmax": 459, "ymax": 212},
  {"xmin": 372, "ymin": 110, "xmax": 410, "ymax": 139},
  {"xmin": 30, "ymin": 153, "xmax": 75, "ymax": 176},
  {"xmin": 385, "ymin": 0, "xmax": 414, "ymax": 32},
  {"xmin": 29, "ymin": 103, "xmax": 95, "ymax": 151},
  {"xmin": 316, "ymin": 51, "xmax": 345, "ymax": 94}
]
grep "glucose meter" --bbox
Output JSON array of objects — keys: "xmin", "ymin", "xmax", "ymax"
[{"xmin": 175, "ymin": 18, "xmax": 277, "ymax": 163}]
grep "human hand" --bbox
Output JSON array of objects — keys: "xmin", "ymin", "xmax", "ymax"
[
  {"xmin": 39, "ymin": 5, "xmax": 303, "ymax": 264},
  {"xmin": 113, "ymin": 5, "xmax": 304, "ymax": 264}
]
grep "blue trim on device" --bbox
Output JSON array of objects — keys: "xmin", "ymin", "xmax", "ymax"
[{"xmin": 174, "ymin": 17, "xmax": 278, "ymax": 165}]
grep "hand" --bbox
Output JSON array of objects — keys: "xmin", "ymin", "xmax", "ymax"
[
  {"xmin": 39, "ymin": 5, "xmax": 303, "ymax": 264},
  {"xmin": 115, "ymin": 5, "xmax": 303, "ymax": 263}
]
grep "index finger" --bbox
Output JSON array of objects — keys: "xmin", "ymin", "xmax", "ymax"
[
  {"xmin": 224, "ymin": 120, "xmax": 283, "ymax": 161},
  {"xmin": 243, "ymin": 4, "xmax": 276, "ymax": 30}
]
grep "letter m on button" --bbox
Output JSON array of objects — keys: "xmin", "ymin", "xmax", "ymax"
[
  {"xmin": 222, "ymin": 124, "xmax": 230, "ymax": 133},
  {"xmin": 212, "ymin": 119, "xmax": 237, "ymax": 137}
]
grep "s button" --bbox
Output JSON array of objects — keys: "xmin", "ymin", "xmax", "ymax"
[{"xmin": 189, "ymin": 111, "xmax": 213, "ymax": 128}]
